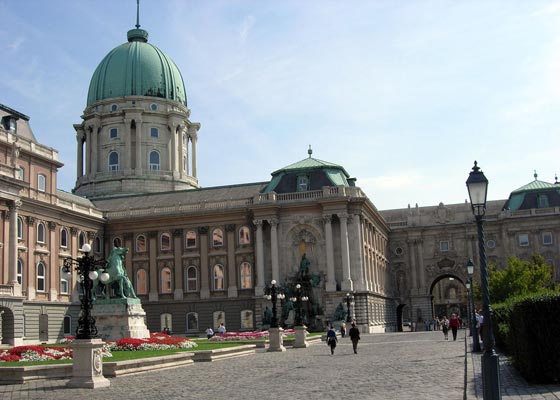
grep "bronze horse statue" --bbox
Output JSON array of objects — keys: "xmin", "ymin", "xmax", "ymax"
[{"xmin": 92, "ymin": 247, "xmax": 136, "ymax": 300}]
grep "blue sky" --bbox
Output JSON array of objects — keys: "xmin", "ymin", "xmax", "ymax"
[{"xmin": 1, "ymin": 0, "xmax": 559, "ymax": 210}]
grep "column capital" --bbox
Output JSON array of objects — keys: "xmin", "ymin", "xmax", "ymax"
[
  {"xmin": 26, "ymin": 216, "xmax": 36, "ymax": 226},
  {"xmin": 173, "ymin": 228, "xmax": 183, "ymax": 237},
  {"xmin": 322, "ymin": 214, "xmax": 332, "ymax": 224},
  {"xmin": 253, "ymin": 219, "xmax": 264, "ymax": 228},
  {"xmin": 197, "ymin": 226, "xmax": 209, "ymax": 235},
  {"xmin": 337, "ymin": 212, "xmax": 349, "ymax": 220},
  {"xmin": 269, "ymin": 218, "xmax": 279, "ymax": 227},
  {"xmin": 225, "ymin": 224, "xmax": 236, "ymax": 233}
]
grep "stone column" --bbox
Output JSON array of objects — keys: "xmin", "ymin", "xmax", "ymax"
[
  {"xmin": 48, "ymin": 222, "xmax": 58, "ymax": 301},
  {"xmin": 226, "ymin": 224, "xmax": 238, "ymax": 298},
  {"xmin": 417, "ymin": 240, "xmax": 426, "ymax": 292},
  {"xmin": 26, "ymin": 216, "xmax": 36, "ymax": 300},
  {"xmin": 170, "ymin": 123, "xmax": 178, "ymax": 173},
  {"xmin": 91, "ymin": 126, "xmax": 98, "ymax": 174},
  {"xmin": 198, "ymin": 227, "xmax": 210, "ymax": 299},
  {"xmin": 85, "ymin": 128, "xmax": 92, "ymax": 176},
  {"xmin": 148, "ymin": 231, "xmax": 158, "ymax": 302},
  {"xmin": 71, "ymin": 228, "xmax": 80, "ymax": 302},
  {"xmin": 254, "ymin": 219, "xmax": 265, "ymax": 296},
  {"xmin": 76, "ymin": 132, "xmax": 83, "ymax": 178},
  {"xmin": 124, "ymin": 118, "xmax": 132, "ymax": 172},
  {"xmin": 135, "ymin": 119, "xmax": 143, "ymax": 175},
  {"xmin": 179, "ymin": 128, "xmax": 185, "ymax": 178},
  {"xmin": 173, "ymin": 229, "xmax": 184, "ymax": 300},
  {"xmin": 270, "ymin": 219, "xmax": 279, "ymax": 282},
  {"xmin": 351, "ymin": 214, "xmax": 365, "ymax": 291},
  {"xmin": 8, "ymin": 201, "xmax": 21, "ymax": 296},
  {"xmin": 191, "ymin": 131, "xmax": 198, "ymax": 178},
  {"xmin": 339, "ymin": 213, "xmax": 353, "ymax": 291},
  {"xmin": 323, "ymin": 215, "xmax": 336, "ymax": 292},
  {"xmin": 407, "ymin": 239, "xmax": 418, "ymax": 295}
]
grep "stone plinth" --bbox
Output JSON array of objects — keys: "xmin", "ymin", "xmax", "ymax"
[
  {"xmin": 66, "ymin": 339, "xmax": 110, "ymax": 389},
  {"xmin": 267, "ymin": 327, "xmax": 286, "ymax": 352},
  {"xmin": 92, "ymin": 298, "xmax": 150, "ymax": 341},
  {"xmin": 293, "ymin": 325, "xmax": 309, "ymax": 348}
]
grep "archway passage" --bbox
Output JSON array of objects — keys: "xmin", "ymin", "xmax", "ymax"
[
  {"xmin": 430, "ymin": 274, "xmax": 468, "ymax": 329},
  {"xmin": 396, "ymin": 303, "xmax": 406, "ymax": 332},
  {"xmin": 0, "ymin": 307, "xmax": 15, "ymax": 345}
]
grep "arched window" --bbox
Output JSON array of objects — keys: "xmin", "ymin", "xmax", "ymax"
[
  {"xmin": 108, "ymin": 151, "xmax": 119, "ymax": 171},
  {"xmin": 160, "ymin": 313, "xmax": 172, "ymax": 333},
  {"xmin": 240, "ymin": 262, "xmax": 252, "ymax": 289},
  {"xmin": 160, "ymin": 267, "xmax": 172, "ymax": 293},
  {"xmin": 186, "ymin": 312, "xmax": 198, "ymax": 332},
  {"xmin": 38, "ymin": 174, "xmax": 46, "ymax": 192},
  {"xmin": 213, "ymin": 264, "xmax": 224, "ymax": 290},
  {"xmin": 185, "ymin": 266, "xmax": 198, "ymax": 292},
  {"xmin": 63, "ymin": 315, "xmax": 72, "ymax": 335},
  {"xmin": 17, "ymin": 216, "xmax": 23, "ymax": 240},
  {"xmin": 136, "ymin": 234, "xmax": 146, "ymax": 252},
  {"xmin": 212, "ymin": 228, "xmax": 223, "ymax": 247},
  {"xmin": 60, "ymin": 266, "xmax": 69, "ymax": 294},
  {"xmin": 241, "ymin": 310, "xmax": 254, "ymax": 330},
  {"xmin": 94, "ymin": 237, "xmax": 101, "ymax": 253},
  {"xmin": 60, "ymin": 228, "xmax": 68, "ymax": 248},
  {"xmin": 136, "ymin": 269, "xmax": 147, "ymax": 295},
  {"xmin": 110, "ymin": 104, "xmax": 118, "ymax": 112},
  {"xmin": 17, "ymin": 259, "xmax": 23, "ymax": 285},
  {"xmin": 213, "ymin": 311, "xmax": 225, "ymax": 330},
  {"xmin": 160, "ymin": 233, "xmax": 171, "ymax": 251},
  {"xmin": 16, "ymin": 166, "xmax": 24, "ymax": 181},
  {"xmin": 185, "ymin": 230, "xmax": 196, "ymax": 248},
  {"xmin": 37, "ymin": 222, "xmax": 46, "ymax": 244},
  {"xmin": 239, "ymin": 226, "xmax": 250, "ymax": 245},
  {"xmin": 37, "ymin": 262, "xmax": 46, "ymax": 292},
  {"xmin": 149, "ymin": 151, "xmax": 160, "ymax": 170},
  {"xmin": 79, "ymin": 232, "xmax": 86, "ymax": 249}
]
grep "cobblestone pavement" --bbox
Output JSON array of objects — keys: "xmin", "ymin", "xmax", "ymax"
[{"xmin": 3, "ymin": 330, "xmax": 559, "ymax": 400}]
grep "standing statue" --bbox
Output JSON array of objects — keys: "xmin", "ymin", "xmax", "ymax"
[
  {"xmin": 263, "ymin": 306, "xmax": 272, "ymax": 325},
  {"xmin": 298, "ymin": 253, "xmax": 310, "ymax": 277},
  {"xmin": 92, "ymin": 247, "xmax": 137, "ymax": 300},
  {"xmin": 333, "ymin": 302, "xmax": 347, "ymax": 322}
]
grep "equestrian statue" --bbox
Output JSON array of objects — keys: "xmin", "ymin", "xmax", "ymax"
[{"xmin": 92, "ymin": 247, "xmax": 137, "ymax": 300}]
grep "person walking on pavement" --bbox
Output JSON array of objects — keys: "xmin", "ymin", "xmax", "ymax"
[
  {"xmin": 326, "ymin": 325, "xmax": 337, "ymax": 355},
  {"xmin": 441, "ymin": 315, "xmax": 449, "ymax": 340},
  {"xmin": 449, "ymin": 313, "xmax": 461, "ymax": 341},
  {"xmin": 340, "ymin": 321, "xmax": 346, "ymax": 338},
  {"xmin": 349, "ymin": 322, "xmax": 360, "ymax": 354}
]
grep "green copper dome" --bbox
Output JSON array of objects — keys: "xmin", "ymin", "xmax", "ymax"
[{"xmin": 87, "ymin": 28, "xmax": 187, "ymax": 106}]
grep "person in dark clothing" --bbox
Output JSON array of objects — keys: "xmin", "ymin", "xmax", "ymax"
[
  {"xmin": 326, "ymin": 325, "xmax": 337, "ymax": 355},
  {"xmin": 349, "ymin": 322, "xmax": 360, "ymax": 354}
]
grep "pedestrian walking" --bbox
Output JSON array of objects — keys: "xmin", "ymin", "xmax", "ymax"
[
  {"xmin": 340, "ymin": 322, "xmax": 346, "ymax": 338},
  {"xmin": 326, "ymin": 325, "xmax": 337, "ymax": 355},
  {"xmin": 449, "ymin": 313, "xmax": 460, "ymax": 341},
  {"xmin": 349, "ymin": 322, "xmax": 360, "ymax": 354},
  {"xmin": 441, "ymin": 316, "xmax": 449, "ymax": 340}
]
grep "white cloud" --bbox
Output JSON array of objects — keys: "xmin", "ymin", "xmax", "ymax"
[{"xmin": 240, "ymin": 15, "xmax": 255, "ymax": 43}]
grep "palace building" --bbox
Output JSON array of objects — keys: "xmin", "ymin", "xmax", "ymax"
[{"xmin": 1, "ymin": 17, "xmax": 559, "ymax": 345}]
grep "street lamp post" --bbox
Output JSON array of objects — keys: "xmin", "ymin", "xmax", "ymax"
[
  {"xmin": 345, "ymin": 293, "xmax": 354, "ymax": 323},
  {"xmin": 291, "ymin": 283, "xmax": 309, "ymax": 348},
  {"xmin": 264, "ymin": 280, "xmax": 286, "ymax": 352},
  {"xmin": 466, "ymin": 161, "xmax": 501, "ymax": 400},
  {"xmin": 62, "ymin": 243, "xmax": 110, "ymax": 389},
  {"xmin": 467, "ymin": 259, "xmax": 481, "ymax": 352}
]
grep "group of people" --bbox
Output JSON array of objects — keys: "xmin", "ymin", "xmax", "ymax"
[
  {"xmin": 326, "ymin": 322, "xmax": 360, "ymax": 355},
  {"xmin": 440, "ymin": 313, "xmax": 461, "ymax": 341},
  {"xmin": 206, "ymin": 322, "xmax": 226, "ymax": 339}
]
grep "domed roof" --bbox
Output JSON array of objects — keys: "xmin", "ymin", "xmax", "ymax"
[{"xmin": 87, "ymin": 28, "xmax": 187, "ymax": 107}]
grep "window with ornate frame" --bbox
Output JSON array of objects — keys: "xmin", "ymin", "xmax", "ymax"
[
  {"xmin": 543, "ymin": 232, "xmax": 553, "ymax": 245},
  {"xmin": 239, "ymin": 226, "xmax": 250, "ymax": 245},
  {"xmin": 17, "ymin": 216, "xmax": 23, "ymax": 240},
  {"xmin": 150, "ymin": 127, "xmax": 159, "ymax": 138},
  {"xmin": 185, "ymin": 230, "xmax": 196, "ymax": 248},
  {"xmin": 160, "ymin": 233, "xmax": 171, "ymax": 251},
  {"xmin": 186, "ymin": 312, "xmax": 198, "ymax": 332},
  {"xmin": 518, "ymin": 233, "xmax": 529, "ymax": 247},
  {"xmin": 37, "ymin": 262, "xmax": 46, "ymax": 292},
  {"xmin": 136, "ymin": 234, "xmax": 147, "ymax": 252},
  {"xmin": 17, "ymin": 259, "xmax": 23, "ymax": 285},
  {"xmin": 38, "ymin": 174, "xmax": 46, "ymax": 192},
  {"xmin": 79, "ymin": 232, "xmax": 86, "ymax": 249},
  {"xmin": 60, "ymin": 266, "xmax": 69, "ymax": 294},
  {"xmin": 110, "ymin": 127, "xmax": 118, "ymax": 139},
  {"xmin": 212, "ymin": 228, "xmax": 224, "ymax": 247},
  {"xmin": 60, "ymin": 228, "xmax": 68, "ymax": 248},
  {"xmin": 108, "ymin": 151, "xmax": 119, "ymax": 171},
  {"xmin": 136, "ymin": 269, "xmax": 147, "ymax": 295},
  {"xmin": 149, "ymin": 150, "xmax": 160, "ymax": 170},
  {"xmin": 37, "ymin": 222, "xmax": 46, "ymax": 244},
  {"xmin": 160, "ymin": 267, "xmax": 172, "ymax": 293},
  {"xmin": 186, "ymin": 266, "xmax": 198, "ymax": 292},
  {"xmin": 439, "ymin": 240, "xmax": 449, "ymax": 252},
  {"xmin": 240, "ymin": 262, "xmax": 252, "ymax": 289},
  {"xmin": 297, "ymin": 175, "xmax": 309, "ymax": 192},
  {"xmin": 213, "ymin": 264, "xmax": 224, "ymax": 290}
]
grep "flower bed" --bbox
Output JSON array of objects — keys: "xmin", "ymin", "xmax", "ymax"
[
  {"xmin": 0, "ymin": 333, "xmax": 197, "ymax": 363},
  {"xmin": 209, "ymin": 329, "xmax": 295, "ymax": 341}
]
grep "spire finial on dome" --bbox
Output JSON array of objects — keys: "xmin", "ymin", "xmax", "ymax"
[
  {"xmin": 136, "ymin": 0, "xmax": 141, "ymax": 29},
  {"xmin": 534, "ymin": 170, "xmax": 538, "ymax": 180},
  {"xmin": 308, "ymin": 145, "xmax": 312, "ymax": 158},
  {"xmin": 555, "ymin": 174, "xmax": 558, "ymax": 184}
]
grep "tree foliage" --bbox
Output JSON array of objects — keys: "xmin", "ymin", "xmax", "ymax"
[{"xmin": 488, "ymin": 254, "xmax": 557, "ymax": 304}]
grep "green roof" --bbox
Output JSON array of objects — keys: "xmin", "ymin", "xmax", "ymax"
[
  {"xmin": 87, "ymin": 28, "xmax": 187, "ymax": 107},
  {"xmin": 512, "ymin": 179, "xmax": 556, "ymax": 193},
  {"xmin": 271, "ymin": 157, "xmax": 350, "ymax": 177}
]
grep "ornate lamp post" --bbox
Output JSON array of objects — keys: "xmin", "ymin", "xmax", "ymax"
[
  {"xmin": 467, "ymin": 259, "xmax": 481, "ymax": 352},
  {"xmin": 345, "ymin": 293, "xmax": 354, "ymax": 323},
  {"xmin": 290, "ymin": 284, "xmax": 309, "ymax": 348},
  {"xmin": 62, "ymin": 243, "xmax": 110, "ymax": 389},
  {"xmin": 264, "ymin": 280, "xmax": 286, "ymax": 352},
  {"xmin": 466, "ymin": 161, "xmax": 501, "ymax": 399}
]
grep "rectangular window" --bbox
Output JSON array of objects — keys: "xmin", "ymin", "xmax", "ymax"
[
  {"xmin": 543, "ymin": 232, "xmax": 553, "ymax": 245},
  {"xmin": 151, "ymin": 127, "xmax": 159, "ymax": 138},
  {"xmin": 297, "ymin": 175, "xmax": 309, "ymax": 192},
  {"xmin": 518, "ymin": 233, "xmax": 529, "ymax": 247},
  {"xmin": 439, "ymin": 241, "xmax": 449, "ymax": 252},
  {"xmin": 110, "ymin": 128, "xmax": 118, "ymax": 139}
]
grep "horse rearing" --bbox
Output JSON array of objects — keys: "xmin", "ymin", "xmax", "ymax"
[{"xmin": 92, "ymin": 247, "xmax": 133, "ymax": 300}]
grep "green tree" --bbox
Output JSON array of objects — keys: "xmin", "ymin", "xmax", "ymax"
[{"xmin": 488, "ymin": 254, "xmax": 557, "ymax": 304}]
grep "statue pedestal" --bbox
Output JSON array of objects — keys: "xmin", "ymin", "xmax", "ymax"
[
  {"xmin": 267, "ymin": 327, "xmax": 286, "ymax": 352},
  {"xmin": 293, "ymin": 325, "xmax": 309, "ymax": 348},
  {"xmin": 92, "ymin": 298, "xmax": 150, "ymax": 341},
  {"xmin": 67, "ymin": 339, "xmax": 110, "ymax": 389}
]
